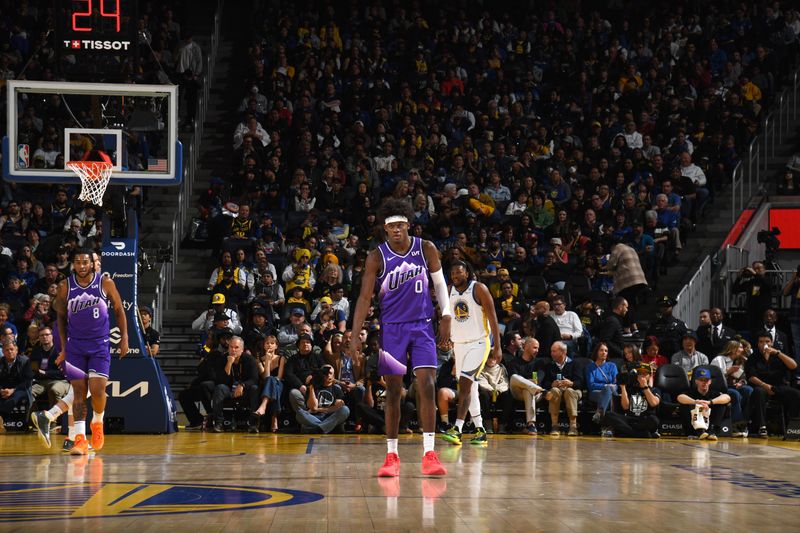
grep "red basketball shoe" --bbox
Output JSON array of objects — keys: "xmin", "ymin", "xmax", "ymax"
[
  {"xmin": 377, "ymin": 452, "xmax": 401, "ymax": 477},
  {"xmin": 421, "ymin": 451, "xmax": 447, "ymax": 476}
]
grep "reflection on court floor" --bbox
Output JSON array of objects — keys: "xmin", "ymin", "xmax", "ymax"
[{"xmin": 1, "ymin": 432, "xmax": 799, "ymax": 531}]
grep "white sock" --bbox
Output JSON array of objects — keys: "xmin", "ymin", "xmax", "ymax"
[
  {"xmin": 387, "ymin": 438, "xmax": 398, "ymax": 455},
  {"xmin": 74, "ymin": 421, "xmax": 86, "ymax": 438},
  {"xmin": 454, "ymin": 419, "xmax": 464, "ymax": 432},
  {"xmin": 45, "ymin": 405, "xmax": 63, "ymax": 422},
  {"xmin": 423, "ymin": 432, "xmax": 435, "ymax": 454},
  {"xmin": 92, "ymin": 411, "xmax": 104, "ymax": 424},
  {"xmin": 68, "ymin": 425, "xmax": 76, "ymax": 440},
  {"xmin": 471, "ymin": 415, "xmax": 484, "ymax": 431}
]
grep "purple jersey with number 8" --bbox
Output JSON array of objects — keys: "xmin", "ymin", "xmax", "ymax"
[
  {"xmin": 66, "ymin": 272, "xmax": 109, "ymax": 340},
  {"xmin": 65, "ymin": 272, "xmax": 111, "ymax": 378}
]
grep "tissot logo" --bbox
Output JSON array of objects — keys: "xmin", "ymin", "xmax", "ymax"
[{"xmin": 62, "ymin": 40, "xmax": 132, "ymax": 51}]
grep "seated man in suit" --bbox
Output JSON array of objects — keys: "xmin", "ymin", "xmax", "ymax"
[
  {"xmin": 697, "ymin": 307, "xmax": 737, "ymax": 358},
  {"xmin": 756, "ymin": 309, "xmax": 790, "ymax": 354},
  {"xmin": 541, "ymin": 341, "xmax": 584, "ymax": 437},
  {"xmin": 0, "ymin": 339, "xmax": 33, "ymax": 425}
]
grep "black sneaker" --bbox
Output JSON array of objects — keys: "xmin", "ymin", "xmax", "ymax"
[
  {"xmin": 31, "ymin": 411, "xmax": 52, "ymax": 449},
  {"xmin": 212, "ymin": 423, "xmax": 224, "ymax": 433},
  {"xmin": 758, "ymin": 426, "xmax": 768, "ymax": 438},
  {"xmin": 62, "ymin": 438, "xmax": 75, "ymax": 452}
]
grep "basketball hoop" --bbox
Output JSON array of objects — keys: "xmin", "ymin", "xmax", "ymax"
[{"xmin": 67, "ymin": 153, "xmax": 113, "ymax": 206}]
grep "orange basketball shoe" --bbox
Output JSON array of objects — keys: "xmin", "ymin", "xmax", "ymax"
[
  {"xmin": 377, "ymin": 452, "xmax": 401, "ymax": 477},
  {"xmin": 70, "ymin": 434, "xmax": 89, "ymax": 456},
  {"xmin": 90, "ymin": 422, "xmax": 104, "ymax": 451},
  {"xmin": 421, "ymin": 451, "xmax": 447, "ymax": 476}
]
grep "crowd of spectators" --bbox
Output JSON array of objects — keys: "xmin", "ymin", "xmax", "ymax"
[
  {"xmin": 0, "ymin": 1, "xmax": 193, "ymax": 425},
  {"xmin": 0, "ymin": 0, "xmax": 796, "ymax": 437},
  {"xmin": 178, "ymin": 0, "xmax": 800, "ymax": 437}
]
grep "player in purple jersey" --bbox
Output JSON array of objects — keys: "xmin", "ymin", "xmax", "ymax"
[
  {"xmin": 54, "ymin": 248, "xmax": 128, "ymax": 455},
  {"xmin": 350, "ymin": 199, "xmax": 451, "ymax": 477}
]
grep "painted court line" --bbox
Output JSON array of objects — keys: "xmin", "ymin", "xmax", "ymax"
[{"xmin": 673, "ymin": 465, "xmax": 800, "ymax": 498}]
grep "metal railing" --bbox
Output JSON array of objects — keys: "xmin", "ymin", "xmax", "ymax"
[
  {"xmin": 674, "ymin": 255, "xmax": 712, "ymax": 330},
  {"xmin": 150, "ymin": 0, "xmax": 223, "ymax": 332},
  {"xmin": 730, "ymin": 65, "xmax": 800, "ymax": 224}
]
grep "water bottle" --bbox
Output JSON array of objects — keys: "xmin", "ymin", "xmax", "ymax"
[{"xmin": 531, "ymin": 371, "xmax": 538, "ymax": 385}]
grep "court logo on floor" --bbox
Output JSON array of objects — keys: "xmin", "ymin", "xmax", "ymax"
[{"xmin": 0, "ymin": 482, "xmax": 324, "ymax": 522}]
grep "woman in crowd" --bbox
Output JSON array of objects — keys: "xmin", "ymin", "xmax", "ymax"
[
  {"xmin": 254, "ymin": 335, "xmax": 285, "ymax": 433},
  {"xmin": 586, "ymin": 342, "xmax": 619, "ymax": 437},
  {"xmin": 711, "ymin": 339, "xmax": 752, "ymax": 437}
]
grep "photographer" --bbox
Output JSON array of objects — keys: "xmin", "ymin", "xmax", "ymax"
[
  {"xmin": 603, "ymin": 363, "xmax": 661, "ymax": 438},
  {"xmin": 732, "ymin": 261, "xmax": 773, "ymax": 336}
]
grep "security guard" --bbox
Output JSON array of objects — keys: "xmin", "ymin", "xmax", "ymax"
[{"xmin": 645, "ymin": 296, "xmax": 688, "ymax": 358}]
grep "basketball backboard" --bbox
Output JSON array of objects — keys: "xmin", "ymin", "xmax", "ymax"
[{"xmin": 3, "ymin": 80, "xmax": 181, "ymax": 186}]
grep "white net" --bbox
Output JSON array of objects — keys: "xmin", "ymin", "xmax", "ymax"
[{"xmin": 67, "ymin": 161, "xmax": 113, "ymax": 206}]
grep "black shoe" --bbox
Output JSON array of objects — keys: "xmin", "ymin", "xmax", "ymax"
[
  {"xmin": 212, "ymin": 423, "xmax": 224, "ymax": 433},
  {"xmin": 248, "ymin": 425, "xmax": 259, "ymax": 434},
  {"xmin": 184, "ymin": 422, "xmax": 204, "ymax": 431}
]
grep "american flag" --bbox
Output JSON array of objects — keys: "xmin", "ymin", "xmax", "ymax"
[{"xmin": 147, "ymin": 158, "xmax": 168, "ymax": 172}]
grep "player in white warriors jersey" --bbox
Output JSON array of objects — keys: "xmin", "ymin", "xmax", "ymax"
[{"xmin": 441, "ymin": 261, "xmax": 502, "ymax": 446}]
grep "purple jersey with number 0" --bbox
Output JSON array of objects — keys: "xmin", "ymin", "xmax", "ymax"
[
  {"xmin": 376, "ymin": 237, "xmax": 433, "ymax": 324},
  {"xmin": 67, "ymin": 272, "xmax": 109, "ymax": 340}
]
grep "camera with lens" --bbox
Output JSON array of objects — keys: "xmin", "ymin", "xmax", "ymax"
[{"xmin": 756, "ymin": 227, "xmax": 781, "ymax": 253}]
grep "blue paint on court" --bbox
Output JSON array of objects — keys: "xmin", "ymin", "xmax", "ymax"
[
  {"xmin": 0, "ymin": 482, "xmax": 324, "ymax": 523},
  {"xmin": 673, "ymin": 465, "xmax": 800, "ymax": 498},
  {"xmin": 306, "ymin": 438, "xmax": 315, "ymax": 454}
]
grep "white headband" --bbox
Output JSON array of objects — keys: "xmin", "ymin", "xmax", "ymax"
[{"xmin": 384, "ymin": 216, "xmax": 408, "ymax": 225}]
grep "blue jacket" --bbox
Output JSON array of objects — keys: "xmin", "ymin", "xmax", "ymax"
[{"xmin": 586, "ymin": 361, "xmax": 618, "ymax": 392}]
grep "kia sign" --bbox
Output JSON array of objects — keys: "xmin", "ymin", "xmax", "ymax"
[{"xmin": 101, "ymin": 233, "xmax": 176, "ymax": 433}]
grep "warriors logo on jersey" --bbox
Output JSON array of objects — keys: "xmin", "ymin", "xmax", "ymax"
[{"xmin": 453, "ymin": 299, "xmax": 470, "ymax": 323}]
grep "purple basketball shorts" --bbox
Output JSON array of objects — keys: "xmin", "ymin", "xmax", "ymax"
[
  {"xmin": 378, "ymin": 318, "xmax": 437, "ymax": 376},
  {"xmin": 65, "ymin": 337, "xmax": 111, "ymax": 379}
]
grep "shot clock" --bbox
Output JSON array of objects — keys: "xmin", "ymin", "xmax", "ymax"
[{"xmin": 55, "ymin": 0, "xmax": 138, "ymax": 80}]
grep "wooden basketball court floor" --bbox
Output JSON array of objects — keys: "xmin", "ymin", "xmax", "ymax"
[{"xmin": 1, "ymin": 431, "xmax": 799, "ymax": 532}]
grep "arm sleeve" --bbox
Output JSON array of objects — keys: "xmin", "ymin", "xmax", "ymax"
[{"xmin": 430, "ymin": 269, "xmax": 451, "ymax": 316}]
